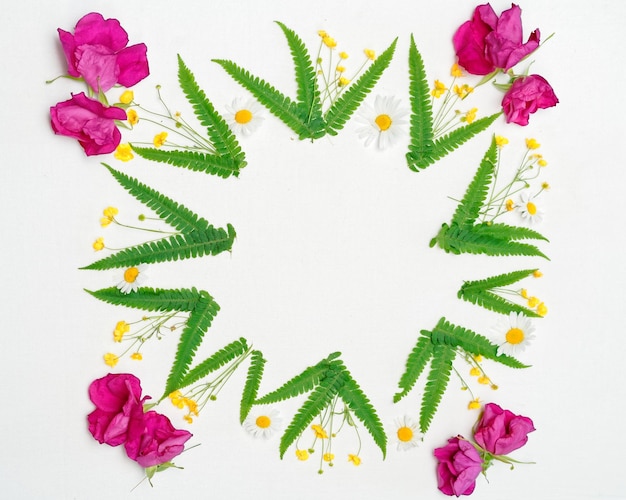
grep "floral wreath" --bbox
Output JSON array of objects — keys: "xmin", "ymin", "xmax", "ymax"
[{"xmin": 49, "ymin": 4, "xmax": 557, "ymax": 496}]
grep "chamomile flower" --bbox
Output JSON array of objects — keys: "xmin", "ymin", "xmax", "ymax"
[
  {"xmin": 519, "ymin": 191, "xmax": 544, "ymax": 224},
  {"xmin": 226, "ymin": 98, "xmax": 264, "ymax": 135},
  {"xmin": 355, "ymin": 95, "xmax": 408, "ymax": 150},
  {"xmin": 117, "ymin": 264, "xmax": 148, "ymax": 294},
  {"xmin": 243, "ymin": 408, "xmax": 282, "ymax": 439},
  {"xmin": 495, "ymin": 312, "xmax": 536, "ymax": 357},
  {"xmin": 394, "ymin": 415, "xmax": 422, "ymax": 451}
]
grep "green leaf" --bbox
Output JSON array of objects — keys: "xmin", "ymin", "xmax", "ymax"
[
  {"xmin": 130, "ymin": 146, "xmax": 243, "ymax": 179},
  {"xmin": 162, "ymin": 292, "xmax": 220, "ymax": 398},
  {"xmin": 339, "ymin": 370, "xmax": 387, "ymax": 458},
  {"xmin": 419, "ymin": 344, "xmax": 456, "ymax": 433},
  {"xmin": 279, "ymin": 370, "xmax": 344, "ymax": 458},
  {"xmin": 405, "ymin": 35, "xmax": 434, "ymax": 171},
  {"xmin": 176, "ymin": 338, "xmax": 249, "ymax": 391},
  {"xmin": 102, "ymin": 164, "xmax": 210, "ymax": 232},
  {"xmin": 324, "ymin": 38, "xmax": 398, "ymax": 135},
  {"xmin": 472, "ymin": 222, "xmax": 548, "ymax": 242},
  {"xmin": 240, "ymin": 350, "xmax": 267, "ymax": 423},
  {"xmin": 85, "ymin": 286, "xmax": 204, "ymax": 313},
  {"xmin": 460, "ymin": 269, "xmax": 538, "ymax": 292},
  {"xmin": 393, "ymin": 335, "xmax": 434, "ymax": 403},
  {"xmin": 177, "ymin": 55, "xmax": 246, "ymax": 165},
  {"xmin": 81, "ymin": 225, "xmax": 236, "ymax": 270}
]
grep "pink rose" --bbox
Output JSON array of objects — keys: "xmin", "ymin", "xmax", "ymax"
[
  {"xmin": 473, "ymin": 403, "xmax": 535, "ymax": 455},
  {"xmin": 50, "ymin": 92, "xmax": 127, "ymax": 155},
  {"xmin": 58, "ymin": 12, "xmax": 149, "ymax": 92},
  {"xmin": 87, "ymin": 373, "xmax": 146, "ymax": 447},
  {"xmin": 125, "ymin": 411, "xmax": 192, "ymax": 468},
  {"xmin": 501, "ymin": 74, "xmax": 558, "ymax": 126},
  {"xmin": 434, "ymin": 437, "xmax": 484, "ymax": 497},
  {"xmin": 453, "ymin": 3, "xmax": 540, "ymax": 75}
]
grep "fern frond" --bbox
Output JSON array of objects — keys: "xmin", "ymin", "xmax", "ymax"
[
  {"xmin": 81, "ymin": 225, "xmax": 236, "ymax": 270},
  {"xmin": 279, "ymin": 371, "xmax": 345, "ymax": 458},
  {"xmin": 419, "ymin": 344, "xmax": 456, "ymax": 433},
  {"xmin": 240, "ymin": 350, "xmax": 267, "ymax": 423},
  {"xmin": 406, "ymin": 35, "xmax": 434, "ymax": 171},
  {"xmin": 85, "ymin": 286, "xmax": 204, "ymax": 312},
  {"xmin": 162, "ymin": 292, "xmax": 220, "ymax": 398},
  {"xmin": 460, "ymin": 269, "xmax": 538, "ymax": 292},
  {"xmin": 102, "ymin": 164, "xmax": 210, "ymax": 232},
  {"xmin": 393, "ymin": 335, "xmax": 434, "ymax": 402},
  {"xmin": 176, "ymin": 338, "xmax": 249, "ymax": 391},
  {"xmin": 472, "ymin": 222, "xmax": 549, "ymax": 242},
  {"xmin": 459, "ymin": 288, "xmax": 542, "ymax": 318},
  {"xmin": 177, "ymin": 55, "xmax": 245, "ymax": 164},
  {"xmin": 213, "ymin": 58, "xmax": 318, "ymax": 138},
  {"xmin": 275, "ymin": 21, "xmax": 324, "ymax": 130},
  {"xmin": 451, "ymin": 138, "xmax": 498, "ymax": 226},
  {"xmin": 254, "ymin": 359, "xmax": 332, "ymax": 404},
  {"xmin": 324, "ymin": 38, "xmax": 398, "ymax": 135},
  {"xmin": 129, "ymin": 147, "xmax": 243, "ymax": 179},
  {"xmin": 339, "ymin": 371, "xmax": 387, "ymax": 458}
]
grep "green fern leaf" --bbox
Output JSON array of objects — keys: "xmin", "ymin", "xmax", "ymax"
[
  {"xmin": 451, "ymin": 138, "xmax": 498, "ymax": 226},
  {"xmin": 459, "ymin": 269, "xmax": 538, "ymax": 292},
  {"xmin": 279, "ymin": 370, "xmax": 344, "ymax": 458},
  {"xmin": 460, "ymin": 289, "xmax": 542, "ymax": 318},
  {"xmin": 274, "ymin": 22, "xmax": 324, "ymax": 130},
  {"xmin": 129, "ymin": 147, "xmax": 243, "ymax": 179},
  {"xmin": 177, "ymin": 55, "xmax": 246, "ymax": 165},
  {"xmin": 85, "ymin": 286, "xmax": 204, "ymax": 313},
  {"xmin": 240, "ymin": 350, "xmax": 267, "ymax": 423},
  {"xmin": 212, "ymin": 58, "xmax": 319, "ymax": 139},
  {"xmin": 419, "ymin": 344, "xmax": 456, "ymax": 433},
  {"xmin": 339, "ymin": 371, "xmax": 387, "ymax": 458},
  {"xmin": 393, "ymin": 335, "xmax": 434, "ymax": 403},
  {"xmin": 175, "ymin": 338, "xmax": 249, "ymax": 392},
  {"xmin": 324, "ymin": 38, "xmax": 398, "ymax": 135},
  {"xmin": 406, "ymin": 35, "xmax": 434, "ymax": 171},
  {"xmin": 162, "ymin": 292, "xmax": 220, "ymax": 397},
  {"xmin": 81, "ymin": 225, "xmax": 236, "ymax": 270},
  {"xmin": 102, "ymin": 164, "xmax": 210, "ymax": 232},
  {"xmin": 472, "ymin": 222, "xmax": 548, "ymax": 242},
  {"xmin": 429, "ymin": 317, "xmax": 528, "ymax": 369}
]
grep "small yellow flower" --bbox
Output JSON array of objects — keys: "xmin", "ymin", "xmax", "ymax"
[
  {"xmin": 318, "ymin": 30, "xmax": 328, "ymax": 38},
  {"xmin": 296, "ymin": 449, "xmax": 309, "ymax": 461},
  {"xmin": 505, "ymin": 199, "xmax": 515, "ymax": 211},
  {"xmin": 463, "ymin": 107, "xmax": 477, "ymax": 124},
  {"xmin": 533, "ymin": 270, "xmax": 543, "ymax": 278},
  {"xmin": 538, "ymin": 159, "xmax": 548, "ymax": 167},
  {"xmin": 520, "ymin": 288, "xmax": 529, "ymax": 299},
  {"xmin": 169, "ymin": 390, "xmax": 186, "ymax": 409},
  {"xmin": 364, "ymin": 48, "xmax": 376, "ymax": 60},
  {"xmin": 153, "ymin": 131, "xmax": 168, "ymax": 148},
  {"xmin": 468, "ymin": 398, "xmax": 481, "ymax": 410},
  {"xmin": 451, "ymin": 63, "xmax": 464, "ymax": 77},
  {"xmin": 103, "ymin": 353, "xmax": 119, "ymax": 367},
  {"xmin": 491, "ymin": 384, "xmax": 499, "ymax": 390},
  {"xmin": 114, "ymin": 143, "xmax": 134, "ymax": 162},
  {"xmin": 183, "ymin": 415, "xmax": 194, "ymax": 424},
  {"xmin": 311, "ymin": 424, "xmax": 328, "ymax": 439},
  {"xmin": 469, "ymin": 367, "xmax": 481, "ymax": 377},
  {"xmin": 113, "ymin": 320, "xmax": 130, "ymax": 342},
  {"xmin": 127, "ymin": 109, "xmax": 139, "ymax": 125},
  {"xmin": 338, "ymin": 76, "xmax": 350, "ymax": 87},
  {"xmin": 348, "ymin": 454, "xmax": 361, "ymax": 466},
  {"xmin": 119, "ymin": 90, "xmax": 134, "ymax": 104},
  {"xmin": 92, "ymin": 237, "xmax": 105, "ymax": 251},
  {"xmin": 527, "ymin": 296, "xmax": 540, "ymax": 308},
  {"xmin": 526, "ymin": 138, "xmax": 540, "ymax": 150},
  {"xmin": 495, "ymin": 135, "xmax": 509, "ymax": 147},
  {"xmin": 537, "ymin": 302, "xmax": 548, "ymax": 316},
  {"xmin": 322, "ymin": 36, "xmax": 337, "ymax": 49},
  {"xmin": 477, "ymin": 376, "xmax": 490, "ymax": 385},
  {"xmin": 541, "ymin": 182, "xmax": 550, "ymax": 191},
  {"xmin": 100, "ymin": 206, "xmax": 118, "ymax": 227},
  {"xmin": 430, "ymin": 80, "xmax": 447, "ymax": 98},
  {"xmin": 323, "ymin": 453, "xmax": 335, "ymax": 462},
  {"xmin": 336, "ymin": 65, "xmax": 346, "ymax": 73},
  {"xmin": 454, "ymin": 84, "xmax": 473, "ymax": 99},
  {"xmin": 339, "ymin": 51, "xmax": 349, "ymax": 59},
  {"xmin": 130, "ymin": 352, "xmax": 143, "ymax": 361},
  {"xmin": 473, "ymin": 355, "xmax": 483, "ymax": 362}
]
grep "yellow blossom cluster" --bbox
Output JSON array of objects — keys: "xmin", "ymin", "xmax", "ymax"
[
  {"xmin": 520, "ymin": 289, "xmax": 548, "ymax": 316},
  {"xmin": 169, "ymin": 390, "xmax": 200, "ymax": 423}
]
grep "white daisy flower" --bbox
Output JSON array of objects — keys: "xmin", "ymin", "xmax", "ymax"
[
  {"xmin": 394, "ymin": 415, "xmax": 422, "ymax": 451},
  {"xmin": 117, "ymin": 264, "xmax": 148, "ymax": 294},
  {"xmin": 243, "ymin": 408, "xmax": 282, "ymax": 439},
  {"xmin": 518, "ymin": 191, "xmax": 544, "ymax": 224},
  {"xmin": 355, "ymin": 95, "xmax": 408, "ymax": 149},
  {"xmin": 495, "ymin": 312, "xmax": 536, "ymax": 357},
  {"xmin": 226, "ymin": 98, "xmax": 264, "ymax": 135}
]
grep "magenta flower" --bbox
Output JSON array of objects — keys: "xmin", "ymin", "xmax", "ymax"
[
  {"xmin": 58, "ymin": 12, "xmax": 149, "ymax": 92},
  {"xmin": 473, "ymin": 403, "xmax": 535, "ymax": 455},
  {"xmin": 50, "ymin": 92, "xmax": 127, "ymax": 155},
  {"xmin": 125, "ymin": 411, "xmax": 192, "ymax": 468},
  {"xmin": 453, "ymin": 3, "xmax": 540, "ymax": 75},
  {"xmin": 501, "ymin": 74, "xmax": 558, "ymax": 126},
  {"xmin": 434, "ymin": 437, "xmax": 483, "ymax": 497},
  {"xmin": 87, "ymin": 373, "xmax": 146, "ymax": 447}
]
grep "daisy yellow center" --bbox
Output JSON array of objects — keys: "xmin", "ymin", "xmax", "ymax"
[
  {"xmin": 375, "ymin": 114, "xmax": 392, "ymax": 131},
  {"xmin": 505, "ymin": 327, "xmax": 525, "ymax": 345},
  {"xmin": 124, "ymin": 267, "xmax": 140, "ymax": 283},
  {"xmin": 255, "ymin": 415, "xmax": 271, "ymax": 428},
  {"xmin": 526, "ymin": 202, "xmax": 537, "ymax": 215},
  {"xmin": 235, "ymin": 109, "xmax": 253, "ymax": 124},
  {"xmin": 397, "ymin": 426, "xmax": 413, "ymax": 442}
]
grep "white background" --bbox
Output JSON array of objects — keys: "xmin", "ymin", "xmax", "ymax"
[{"xmin": 1, "ymin": 0, "xmax": 624, "ymax": 499}]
